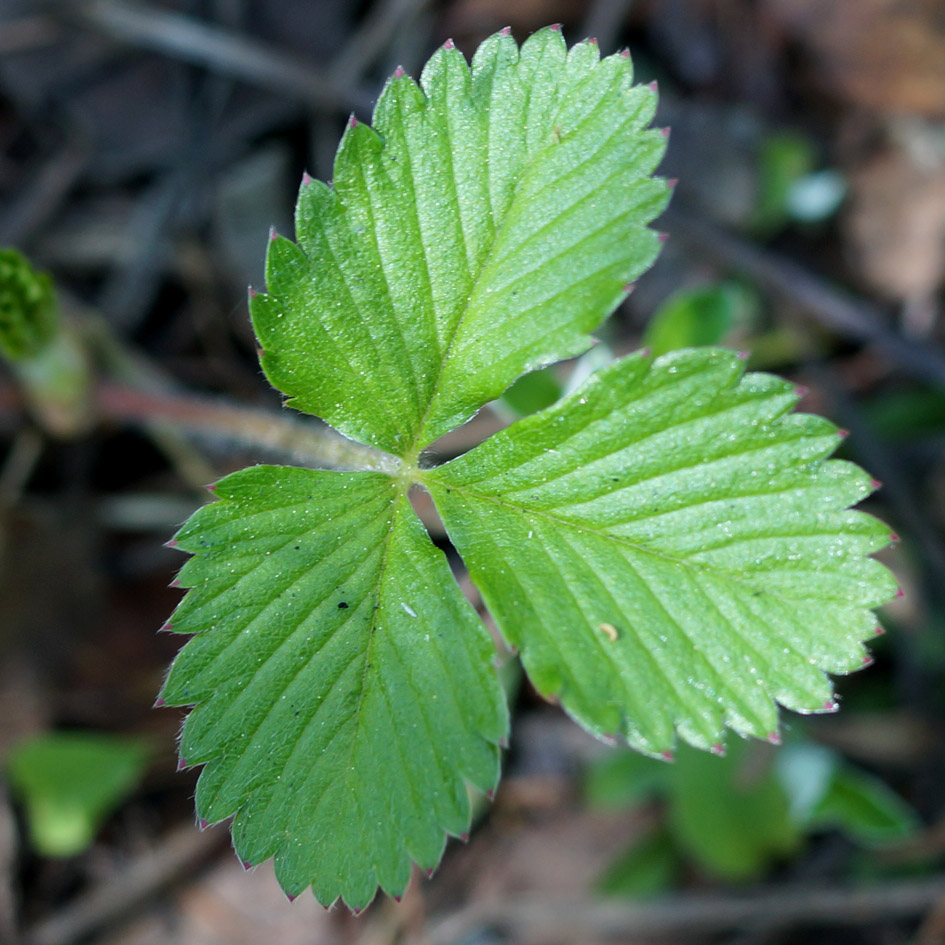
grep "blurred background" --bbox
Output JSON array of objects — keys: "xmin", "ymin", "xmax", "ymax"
[{"xmin": 1, "ymin": 1, "xmax": 944, "ymax": 943}]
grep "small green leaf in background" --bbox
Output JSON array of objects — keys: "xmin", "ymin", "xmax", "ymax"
[
  {"xmin": 500, "ymin": 366, "xmax": 562, "ymax": 417},
  {"xmin": 0, "ymin": 248, "xmax": 58, "ymax": 362},
  {"xmin": 6, "ymin": 732, "xmax": 150, "ymax": 857},
  {"xmin": 753, "ymin": 131, "xmax": 815, "ymax": 234},
  {"xmin": 864, "ymin": 386, "xmax": 945, "ymax": 440},
  {"xmin": 585, "ymin": 747, "xmax": 670, "ymax": 809},
  {"xmin": 596, "ymin": 825, "xmax": 681, "ymax": 898},
  {"xmin": 642, "ymin": 281, "xmax": 757, "ymax": 356},
  {"xmin": 669, "ymin": 741, "xmax": 799, "ymax": 880},
  {"xmin": 776, "ymin": 742, "xmax": 918, "ymax": 846},
  {"xmin": 753, "ymin": 131, "xmax": 845, "ymax": 232},
  {"xmin": 588, "ymin": 736, "xmax": 919, "ymax": 893}
]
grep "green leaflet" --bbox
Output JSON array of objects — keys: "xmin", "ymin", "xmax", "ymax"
[
  {"xmin": 252, "ymin": 27, "xmax": 667, "ymax": 456},
  {"xmin": 425, "ymin": 349, "xmax": 897, "ymax": 756},
  {"xmin": 159, "ymin": 466, "xmax": 506, "ymax": 908}
]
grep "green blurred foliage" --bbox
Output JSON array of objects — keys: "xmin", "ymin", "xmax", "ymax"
[
  {"xmin": 643, "ymin": 282, "xmax": 757, "ymax": 357},
  {"xmin": 587, "ymin": 735, "xmax": 918, "ymax": 896},
  {"xmin": 6, "ymin": 732, "xmax": 150, "ymax": 857},
  {"xmin": 596, "ymin": 826, "xmax": 681, "ymax": 898},
  {"xmin": 0, "ymin": 248, "xmax": 58, "ymax": 362},
  {"xmin": 501, "ymin": 366, "xmax": 562, "ymax": 416}
]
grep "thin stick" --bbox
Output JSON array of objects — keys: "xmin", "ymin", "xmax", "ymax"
[
  {"xmin": 580, "ymin": 0, "xmax": 635, "ymax": 50},
  {"xmin": 94, "ymin": 381, "xmax": 401, "ymax": 474},
  {"xmin": 330, "ymin": 0, "xmax": 432, "ymax": 88},
  {"xmin": 65, "ymin": 0, "xmax": 374, "ymax": 113},
  {"xmin": 664, "ymin": 206, "xmax": 945, "ymax": 389},
  {"xmin": 24, "ymin": 824, "xmax": 225, "ymax": 945},
  {"xmin": 426, "ymin": 877, "xmax": 945, "ymax": 943}
]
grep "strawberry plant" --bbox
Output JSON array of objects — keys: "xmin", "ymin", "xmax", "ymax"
[{"xmin": 157, "ymin": 26, "xmax": 897, "ymax": 911}]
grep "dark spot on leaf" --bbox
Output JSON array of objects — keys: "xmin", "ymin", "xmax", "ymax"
[{"xmin": 338, "ymin": 601, "xmax": 349, "ymax": 609}]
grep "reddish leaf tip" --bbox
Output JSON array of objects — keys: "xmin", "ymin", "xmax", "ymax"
[
  {"xmin": 661, "ymin": 750, "xmax": 674, "ymax": 762},
  {"xmin": 199, "ymin": 818, "xmax": 208, "ymax": 831},
  {"xmin": 169, "ymin": 578, "xmax": 182, "ymax": 589},
  {"xmin": 348, "ymin": 113, "xmax": 358, "ymax": 129},
  {"xmin": 425, "ymin": 867, "xmax": 434, "ymax": 878},
  {"xmin": 286, "ymin": 893, "xmax": 297, "ymax": 903},
  {"xmin": 660, "ymin": 127, "xmax": 671, "ymax": 138},
  {"xmin": 164, "ymin": 538, "xmax": 178, "ymax": 549},
  {"xmin": 394, "ymin": 65, "xmax": 404, "ymax": 78},
  {"xmin": 895, "ymin": 587, "xmax": 905, "ymax": 598},
  {"xmin": 154, "ymin": 697, "xmax": 166, "ymax": 708},
  {"xmin": 586, "ymin": 36, "xmax": 598, "ymax": 45},
  {"xmin": 889, "ymin": 533, "xmax": 900, "ymax": 542},
  {"xmin": 460, "ymin": 831, "xmax": 469, "ymax": 843},
  {"xmin": 837, "ymin": 428, "xmax": 850, "ymax": 439},
  {"xmin": 657, "ymin": 232, "xmax": 669, "ymax": 243},
  {"xmin": 206, "ymin": 482, "xmax": 217, "ymax": 493},
  {"xmin": 160, "ymin": 621, "xmax": 172, "ymax": 631},
  {"xmin": 623, "ymin": 281, "xmax": 637, "ymax": 294},
  {"xmin": 862, "ymin": 655, "xmax": 874, "ymax": 666},
  {"xmin": 550, "ymin": 23, "xmax": 562, "ymax": 32},
  {"xmin": 793, "ymin": 385, "xmax": 808, "ymax": 397},
  {"xmin": 620, "ymin": 48, "xmax": 630, "ymax": 58},
  {"xmin": 767, "ymin": 732, "xmax": 781, "ymax": 745},
  {"xmin": 869, "ymin": 478, "xmax": 882, "ymax": 490},
  {"xmin": 353, "ymin": 907, "xmax": 362, "ymax": 916},
  {"xmin": 242, "ymin": 860, "xmax": 252, "ymax": 870},
  {"xmin": 667, "ymin": 177, "xmax": 679, "ymax": 189},
  {"xmin": 248, "ymin": 286, "xmax": 257, "ymax": 298},
  {"xmin": 268, "ymin": 225, "xmax": 277, "ymax": 242},
  {"xmin": 443, "ymin": 38, "xmax": 455, "ymax": 50},
  {"xmin": 498, "ymin": 735, "xmax": 509, "ymax": 749},
  {"xmin": 710, "ymin": 743, "xmax": 726, "ymax": 756},
  {"xmin": 486, "ymin": 788, "xmax": 495, "ymax": 800},
  {"xmin": 177, "ymin": 758, "xmax": 187, "ymax": 771},
  {"xmin": 875, "ymin": 625, "xmax": 886, "ymax": 635},
  {"xmin": 500, "ymin": 25, "xmax": 512, "ymax": 36},
  {"xmin": 649, "ymin": 80, "xmax": 659, "ymax": 91},
  {"xmin": 301, "ymin": 171, "xmax": 313, "ymax": 186},
  {"xmin": 736, "ymin": 349, "xmax": 751, "ymax": 360},
  {"xmin": 394, "ymin": 895, "xmax": 402, "ymax": 903},
  {"xmin": 638, "ymin": 346, "xmax": 652, "ymax": 359},
  {"xmin": 823, "ymin": 700, "xmax": 839, "ymax": 712}
]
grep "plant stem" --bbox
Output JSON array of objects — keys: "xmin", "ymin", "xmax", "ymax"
[{"xmin": 94, "ymin": 382, "xmax": 401, "ymax": 475}]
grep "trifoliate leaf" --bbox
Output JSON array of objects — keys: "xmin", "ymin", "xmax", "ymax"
[
  {"xmin": 426, "ymin": 348, "xmax": 897, "ymax": 756},
  {"xmin": 159, "ymin": 466, "xmax": 507, "ymax": 909},
  {"xmin": 252, "ymin": 27, "xmax": 667, "ymax": 456}
]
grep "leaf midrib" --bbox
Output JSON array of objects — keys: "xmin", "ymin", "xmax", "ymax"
[
  {"xmin": 403, "ymin": 57, "xmax": 627, "ymax": 459},
  {"xmin": 433, "ymin": 481, "xmax": 856, "ymax": 605}
]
